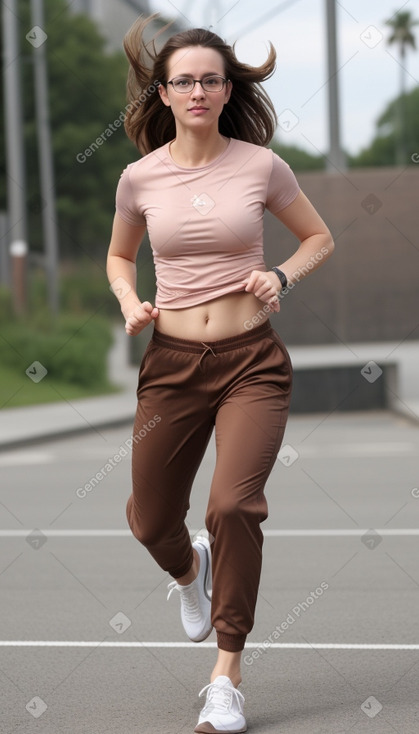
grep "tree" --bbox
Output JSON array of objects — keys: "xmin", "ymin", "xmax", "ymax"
[
  {"xmin": 350, "ymin": 86, "xmax": 419, "ymax": 167},
  {"xmin": 385, "ymin": 10, "xmax": 419, "ymax": 164},
  {"xmin": 270, "ymin": 140, "xmax": 324, "ymax": 171},
  {"xmin": 0, "ymin": 0, "xmax": 140, "ymax": 259}
]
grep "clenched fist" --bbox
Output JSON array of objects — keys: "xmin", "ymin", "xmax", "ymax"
[
  {"xmin": 123, "ymin": 301, "xmax": 159, "ymax": 336},
  {"xmin": 243, "ymin": 270, "xmax": 281, "ymax": 313}
]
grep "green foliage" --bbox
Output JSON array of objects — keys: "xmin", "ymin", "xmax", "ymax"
[
  {"xmin": 0, "ymin": 265, "xmax": 121, "ymax": 402},
  {"xmin": 0, "ymin": 286, "xmax": 14, "ymax": 323},
  {"xmin": 270, "ymin": 139, "xmax": 325, "ymax": 171},
  {"xmin": 26, "ymin": 252, "xmax": 155, "ymax": 319},
  {"xmin": 385, "ymin": 10, "xmax": 419, "ymax": 53},
  {"xmin": 0, "ymin": 361, "xmax": 118, "ymax": 408},
  {"xmin": 0, "ymin": 266, "xmax": 116, "ymax": 392},
  {"xmin": 0, "ymin": 311, "xmax": 114, "ymax": 388},
  {"xmin": 350, "ymin": 86, "xmax": 419, "ymax": 167},
  {"xmin": 0, "ymin": 0, "xmax": 139, "ymax": 258}
]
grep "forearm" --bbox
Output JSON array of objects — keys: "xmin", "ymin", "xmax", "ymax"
[
  {"xmin": 106, "ymin": 252, "xmax": 158, "ymax": 336},
  {"xmin": 106, "ymin": 254, "xmax": 141, "ymax": 317},
  {"xmin": 275, "ymin": 232, "xmax": 334, "ymax": 287}
]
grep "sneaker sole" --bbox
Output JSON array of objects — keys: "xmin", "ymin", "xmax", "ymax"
[
  {"xmin": 194, "ymin": 537, "xmax": 212, "ymax": 603},
  {"xmin": 190, "ymin": 537, "xmax": 213, "ymax": 642},
  {"xmin": 194, "ymin": 722, "xmax": 247, "ymax": 733}
]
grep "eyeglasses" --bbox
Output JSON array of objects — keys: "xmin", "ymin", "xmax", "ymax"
[{"xmin": 166, "ymin": 75, "xmax": 229, "ymax": 93}]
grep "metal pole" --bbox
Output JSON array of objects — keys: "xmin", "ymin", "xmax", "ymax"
[
  {"xmin": 325, "ymin": 0, "xmax": 346, "ymax": 172},
  {"xmin": 2, "ymin": 0, "xmax": 28, "ymax": 314},
  {"xmin": 396, "ymin": 46, "xmax": 406, "ymax": 165},
  {"xmin": 0, "ymin": 214, "xmax": 10, "ymax": 285},
  {"xmin": 30, "ymin": 0, "xmax": 60, "ymax": 314}
]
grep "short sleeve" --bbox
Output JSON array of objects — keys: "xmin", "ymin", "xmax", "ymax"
[
  {"xmin": 115, "ymin": 165, "xmax": 146, "ymax": 227},
  {"xmin": 265, "ymin": 152, "xmax": 300, "ymax": 216}
]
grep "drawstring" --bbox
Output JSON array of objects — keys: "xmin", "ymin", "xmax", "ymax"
[
  {"xmin": 201, "ymin": 342, "xmax": 217, "ymax": 357},
  {"xmin": 199, "ymin": 342, "xmax": 218, "ymax": 370}
]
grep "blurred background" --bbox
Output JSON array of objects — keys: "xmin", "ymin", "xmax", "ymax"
[{"xmin": 0, "ymin": 0, "xmax": 418, "ymax": 417}]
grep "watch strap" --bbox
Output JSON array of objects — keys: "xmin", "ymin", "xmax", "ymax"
[{"xmin": 271, "ymin": 267, "xmax": 288, "ymax": 290}]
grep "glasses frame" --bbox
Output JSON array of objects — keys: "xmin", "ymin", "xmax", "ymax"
[{"xmin": 166, "ymin": 75, "xmax": 230, "ymax": 94}]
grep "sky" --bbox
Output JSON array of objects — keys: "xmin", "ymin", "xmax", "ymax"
[{"xmin": 148, "ymin": 0, "xmax": 419, "ymax": 156}]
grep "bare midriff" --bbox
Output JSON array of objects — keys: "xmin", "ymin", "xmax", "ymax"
[{"xmin": 154, "ymin": 291, "xmax": 270, "ymax": 341}]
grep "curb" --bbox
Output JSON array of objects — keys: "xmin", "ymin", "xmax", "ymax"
[{"xmin": 0, "ymin": 414, "xmax": 136, "ymax": 452}]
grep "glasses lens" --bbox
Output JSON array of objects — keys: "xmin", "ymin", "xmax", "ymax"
[
  {"xmin": 202, "ymin": 76, "xmax": 224, "ymax": 91},
  {"xmin": 172, "ymin": 76, "xmax": 225, "ymax": 92},
  {"xmin": 172, "ymin": 78, "xmax": 193, "ymax": 92}
]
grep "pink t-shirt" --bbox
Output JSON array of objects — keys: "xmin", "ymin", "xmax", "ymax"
[{"xmin": 115, "ymin": 137, "xmax": 300, "ymax": 309}]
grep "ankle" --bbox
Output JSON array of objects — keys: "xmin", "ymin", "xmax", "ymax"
[
  {"xmin": 174, "ymin": 548, "xmax": 199, "ymax": 586},
  {"xmin": 211, "ymin": 667, "xmax": 242, "ymax": 688}
]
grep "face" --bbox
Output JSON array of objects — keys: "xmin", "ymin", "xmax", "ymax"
[{"xmin": 159, "ymin": 46, "xmax": 232, "ymax": 130}]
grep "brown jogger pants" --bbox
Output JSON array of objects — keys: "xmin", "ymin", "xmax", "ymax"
[{"xmin": 126, "ymin": 320, "xmax": 293, "ymax": 652}]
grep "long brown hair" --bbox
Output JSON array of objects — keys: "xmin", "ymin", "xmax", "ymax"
[{"xmin": 123, "ymin": 14, "xmax": 278, "ymax": 154}]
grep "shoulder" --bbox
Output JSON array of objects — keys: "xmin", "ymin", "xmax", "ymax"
[
  {"xmin": 231, "ymin": 139, "xmax": 296, "ymax": 170},
  {"xmin": 122, "ymin": 142, "xmax": 171, "ymax": 177},
  {"xmin": 229, "ymin": 138, "xmax": 273, "ymax": 163},
  {"xmin": 221, "ymin": 139, "xmax": 299, "ymax": 191},
  {"xmin": 265, "ymin": 148, "xmax": 300, "ymax": 213},
  {"xmin": 117, "ymin": 143, "xmax": 171, "ymax": 186}
]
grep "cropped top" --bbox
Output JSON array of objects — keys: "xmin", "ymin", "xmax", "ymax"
[{"xmin": 115, "ymin": 137, "xmax": 300, "ymax": 309}]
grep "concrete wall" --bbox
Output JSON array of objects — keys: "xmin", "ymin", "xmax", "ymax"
[{"xmin": 264, "ymin": 166, "xmax": 419, "ymax": 345}]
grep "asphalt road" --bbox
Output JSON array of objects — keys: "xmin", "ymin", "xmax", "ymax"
[{"xmin": 1, "ymin": 410, "xmax": 419, "ymax": 733}]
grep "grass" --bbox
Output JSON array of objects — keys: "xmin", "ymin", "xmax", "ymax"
[{"xmin": 0, "ymin": 363, "xmax": 120, "ymax": 410}]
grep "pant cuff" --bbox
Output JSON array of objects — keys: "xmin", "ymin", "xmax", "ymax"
[
  {"xmin": 169, "ymin": 550, "xmax": 194, "ymax": 580},
  {"xmin": 216, "ymin": 631, "xmax": 246, "ymax": 652}
]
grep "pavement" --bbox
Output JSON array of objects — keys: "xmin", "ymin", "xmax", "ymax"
[
  {"xmin": 0, "ymin": 325, "xmax": 418, "ymax": 450},
  {"xmin": 1, "ymin": 327, "xmax": 419, "ymax": 732},
  {"xmin": 1, "ymin": 413, "xmax": 419, "ymax": 733}
]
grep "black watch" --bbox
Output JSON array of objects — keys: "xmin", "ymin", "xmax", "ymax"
[{"xmin": 271, "ymin": 267, "xmax": 288, "ymax": 290}]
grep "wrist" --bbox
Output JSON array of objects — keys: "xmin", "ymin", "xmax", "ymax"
[
  {"xmin": 271, "ymin": 266, "xmax": 288, "ymax": 292},
  {"xmin": 120, "ymin": 292, "xmax": 141, "ymax": 318}
]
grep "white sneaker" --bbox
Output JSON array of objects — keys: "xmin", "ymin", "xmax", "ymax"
[
  {"xmin": 167, "ymin": 536, "xmax": 212, "ymax": 642},
  {"xmin": 194, "ymin": 675, "xmax": 247, "ymax": 733}
]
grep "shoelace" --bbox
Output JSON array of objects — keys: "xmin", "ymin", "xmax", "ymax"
[
  {"xmin": 167, "ymin": 580, "xmax": 202, "ymax": 623},
  {"xmin": 198, "ymin": 680, "xmax": 245, "ymax": 714}
]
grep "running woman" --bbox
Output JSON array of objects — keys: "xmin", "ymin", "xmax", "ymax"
[{"xmin": 107, "ymin": 15, "xmax": 334, "ymax": 733}]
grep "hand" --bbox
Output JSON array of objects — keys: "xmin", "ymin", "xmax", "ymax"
[
  {"xmin": 243, "ymin": 270, "xmax": 281, "ymax": 313},
  {"xmin": 123, "ymin": 301, "xmax": 159, "ymax": 336}
]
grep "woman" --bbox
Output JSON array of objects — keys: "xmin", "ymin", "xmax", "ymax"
[{"xmin": 107, "ymin": 15, "xmax": 334, "ymax": 733}]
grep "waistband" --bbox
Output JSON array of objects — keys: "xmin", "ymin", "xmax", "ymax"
[{"xmin": 151, "ymin": 320, "xmax": 273, "ymax": 354}]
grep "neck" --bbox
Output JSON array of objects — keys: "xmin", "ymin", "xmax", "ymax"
[{"xmin": 169, "ymin": 128, "xmax": 228, "ymax": 167}]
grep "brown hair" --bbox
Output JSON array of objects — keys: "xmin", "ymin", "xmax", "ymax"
[{"xmin": 123, "ymin": 14, "xmax": 278, "ymax": 154}]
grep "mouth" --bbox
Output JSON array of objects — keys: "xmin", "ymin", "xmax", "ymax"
[{"xmin": 188, "ymin": 106, "xmax": 209, "ymax": 111}]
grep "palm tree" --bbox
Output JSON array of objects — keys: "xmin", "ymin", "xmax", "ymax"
[{"xmin": 385, "ymin": 10, "xmax": 419, "ymax": 164}]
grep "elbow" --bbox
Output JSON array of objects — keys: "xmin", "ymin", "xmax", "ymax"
[
  {"xmin": 105, "ymin": 253, "xmax": 112, "ymax": 279},
  {"xmin": 322, "ymin": 230, "xmax": 335, "ymax": 259}
]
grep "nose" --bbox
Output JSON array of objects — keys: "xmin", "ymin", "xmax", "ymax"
[{"xmin": 191, "ymin": 80, "xmax": 205, "ymax": 98}]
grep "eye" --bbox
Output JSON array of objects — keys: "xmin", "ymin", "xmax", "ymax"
[
  {"xmin": 205, "ymin": 76, "xmax": 219, "ymax": 86},
  {"xmin": 176, "ymin": 78, "xmax": 191, "ymax": 87}
]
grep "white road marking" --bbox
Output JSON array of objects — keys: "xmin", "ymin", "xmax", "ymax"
[
  {"xmin": 299, "ymin": 442, "xmax": 416, "ymax": 457},
  {"xmin": 0, "ymin": 442, "xmax": 416, "ymax": 466},
  {"xmin": 0, "ymin": 451, "xmax": 55, "ymax": 466},
  {"xmin": 1, "ymin": 528, "xmax": 419, "ymax": 537},
  {"xmin": 0, "ymin": 641, "xmax": 418, "ymax": 650}
]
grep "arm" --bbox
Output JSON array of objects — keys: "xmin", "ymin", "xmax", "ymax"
[
  {"xmin": 244, "ymin": 190, "xmax": 335, "ymax": 310},
  {"xmin": 106, "ymin": 212, "xmax": 159, "ymax": 336}
]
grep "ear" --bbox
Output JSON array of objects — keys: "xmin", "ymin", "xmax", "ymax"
[
  {"xmin": 224, "ymin": 80, "xmax": 232, "ymax": 105},
  {"xmin": 158, "ymin": 83, "xmax": 171, "ymax": 107}
]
